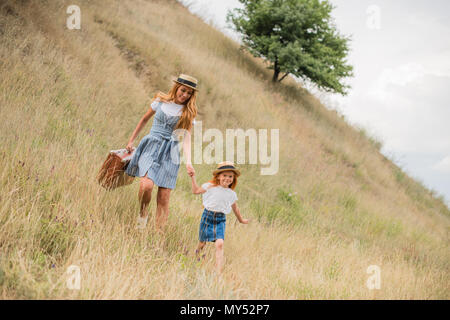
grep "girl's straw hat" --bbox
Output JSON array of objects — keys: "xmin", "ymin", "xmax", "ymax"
[
  {"xmin": 213, "ymin": 161, "xmax": 241, "ymax": 177},
  {"xmin": 173, "ymin": 74, "xmax": 199, "ymax": 91}
]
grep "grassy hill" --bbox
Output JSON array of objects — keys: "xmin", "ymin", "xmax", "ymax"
[{"xmin": 0, "ymin": 0, "xmax": 448, "ymax": 299}]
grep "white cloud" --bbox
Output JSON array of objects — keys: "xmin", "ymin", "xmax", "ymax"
[
  {"xmin": 367, "ymin": 71, "xmax": 450, "ymax": 154},
  {"xmin": 433, "ymin": 156, "xmax": 450, "ymax": 174},
  {"xmin": 368, "ymin": 63, "xmax": 426, "ymax": 102}
]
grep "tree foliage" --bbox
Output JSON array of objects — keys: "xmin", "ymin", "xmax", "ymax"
[{"xmin": 227, "ymin": 0, "xmax": 354, "ymax": 95}]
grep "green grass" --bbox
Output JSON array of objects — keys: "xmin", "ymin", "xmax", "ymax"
[{"xmin": 0, "ymin": 0, "xmax": 448, "ymax": 299}]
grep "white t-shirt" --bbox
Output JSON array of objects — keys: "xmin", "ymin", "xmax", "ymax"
[
  {"xmin": 151, "ymin": 98, "xmax": 196, "ymax": 124},
  {"xmin": 201, "ymin": 182, "xmax": 238, "ymax": 214}
]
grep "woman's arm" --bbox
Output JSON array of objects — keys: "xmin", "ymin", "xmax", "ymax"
[
  {"xmin": 183, "ymin": 129, "xmax": 195, "ymax": 176},
  {"xmin": 126, "ymin": 108, "xmax": 156, "ymax": 152},
  {"xmin": 183, "ymin": 129, "xmax": 192, "ymax": 165},
  {"xmin": 231, "ymin": 203, "xmax": 249, "ymax": 224},
  {"xmin": 190, "ymin": 174, "xmax": 206, "ymax": 194}
]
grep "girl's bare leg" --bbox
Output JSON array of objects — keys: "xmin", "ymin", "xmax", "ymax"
[
  {"xmin": 215, "ymin": 239, "xmax": 224, "ymax": 274},
  {"xmin": 155, "ymin": 187, "xmax": 171, "ymax": 233},
  {"xmin": 196, "ymin": 242, "xmax": 206, "ymax": 260}
]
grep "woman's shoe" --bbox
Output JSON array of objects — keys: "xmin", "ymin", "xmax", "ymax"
[{"xmin": 136, "ymin": 215, "xmax": 148, "ymax": 230}]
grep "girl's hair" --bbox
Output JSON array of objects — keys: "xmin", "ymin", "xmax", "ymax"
[
  {"xmin": 151, "ymin": 82, "xmax": 198, "ymax": 132},
  {"xmin": 209, "ymin": 171, "xmax": 238, "ymax": 190}
]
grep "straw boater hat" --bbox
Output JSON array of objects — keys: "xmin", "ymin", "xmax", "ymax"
[
  {"xmin": 213, "ymin": 161, "xmax": 241, "ymax": 177},
  {"xmin": 173, "ymin": 74, "xmax": 199, "ymax": 91}
]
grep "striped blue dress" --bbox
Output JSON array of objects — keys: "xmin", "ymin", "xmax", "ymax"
[{"xmin": 125, "ymin": 101, "xmax": 182, "ymax": 189}]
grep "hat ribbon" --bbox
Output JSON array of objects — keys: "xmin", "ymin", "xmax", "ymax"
[
  {"xmin": 177, "ymin": 78, "xmax": 197, "ymax": 88},
  {"xmin": 217, "ymin": 165, "xmax": 236, "ymax": 170}
]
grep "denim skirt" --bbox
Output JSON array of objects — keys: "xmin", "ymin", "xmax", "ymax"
[{"xmin": 198, "ymin": 209, "xmax": 226, "ymax": 242}]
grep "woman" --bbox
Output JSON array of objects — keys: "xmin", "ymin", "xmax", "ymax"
[{"xmin": 125, "ymin": 74, "xmax": 198, "ymax": 232}]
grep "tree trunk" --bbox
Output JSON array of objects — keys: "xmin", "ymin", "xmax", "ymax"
[
  {"xmin": 272, "ymin": 69, "xmax": 280, "ymax": 82},
  {"xmin": 278, "ymin": 72, "xmax": 289, "ymax": 82},
  {"xmin": 272, "ymin": 57, "xmax": 280, "ymax": 82}
]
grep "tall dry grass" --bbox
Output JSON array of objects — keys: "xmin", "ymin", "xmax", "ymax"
[{"xmin": 0, "ymin": 0, "xmax": 448, "ymax": 299}]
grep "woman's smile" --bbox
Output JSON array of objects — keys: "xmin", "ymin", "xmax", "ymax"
[{"xmin": 175, "ymin": 85, "xmax": 193, "ymax": 104}]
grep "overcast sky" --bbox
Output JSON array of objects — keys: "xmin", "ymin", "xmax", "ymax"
[{"xmin": 179, "ymin": 0, "xmax": 450, "ymax": 207}]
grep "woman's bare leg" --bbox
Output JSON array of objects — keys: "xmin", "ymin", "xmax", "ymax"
[
  {"xmin": 138, "ymin": 175, "xmax": 154, "ymax": 218},
  {"xmin": 155, "ymin": 187, "xmax": 171, "ymax": 232}
]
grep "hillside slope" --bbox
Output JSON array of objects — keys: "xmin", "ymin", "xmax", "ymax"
[{"xmin": 0, "ymin": 0, "xmax": 448, "ymax": 299}]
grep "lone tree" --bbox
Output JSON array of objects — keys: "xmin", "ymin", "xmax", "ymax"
[{"xmin": 227, "ymin": 0, "xmax": 354, "ymax": 95}]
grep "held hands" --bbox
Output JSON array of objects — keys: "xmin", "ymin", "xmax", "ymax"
[{"xmin": 186, "ymin": 163, "xmax": 195, "ymax": 177}]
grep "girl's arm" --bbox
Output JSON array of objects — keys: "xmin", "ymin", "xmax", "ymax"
[
  {"xmin": 126, "ymin": 108, "xmax": 156, "ymax": 152},
  {"xmin": 231, "ymin": 203, "xmax": 249, "ymax": 224},
  {"xmin": 190, "ymin": 174, "xmax": 206, "ymax": 194}
]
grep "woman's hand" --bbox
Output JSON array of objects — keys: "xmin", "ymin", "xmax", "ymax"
[
  {"xmin": 126, "ymin": 142, "xmax": 134, "ymax": 153},
  {"xmin": 186, "ymin": 163, "xmax": 195, "ymax": 177}
]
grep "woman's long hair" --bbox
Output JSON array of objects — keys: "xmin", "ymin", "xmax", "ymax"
[
  {"xmin": 151, "ymin": 82, "xmax": 198, "ymax": 132},
  {"xmin": 209, "ymin": 171, "xmax": 238, "ymax": 190}
]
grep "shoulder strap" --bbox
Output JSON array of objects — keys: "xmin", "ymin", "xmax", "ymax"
[{"xmin": 152, "ymin": 100, "xmax": 163, "ymax": 111}]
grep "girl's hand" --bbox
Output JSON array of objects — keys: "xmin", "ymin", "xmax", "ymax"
[
  {"xmin": 186, "ymin": 163, "xmax": 195, "ymax": 177},
  {"xmin": 126, "ymin": 142, "xmax": 134, "ymax": 153},
  {"xmin": 240, "ymin": 218, "xmax": 249, "ymax": 224}
]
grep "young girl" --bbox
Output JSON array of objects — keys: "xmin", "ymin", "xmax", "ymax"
[{"xmin": 189, "ymin": 161, "xmax": 249, "ymax": 274}]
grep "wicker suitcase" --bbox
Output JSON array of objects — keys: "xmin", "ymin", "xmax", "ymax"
[{"xmin": 97, "ymin": 148, "xmax": 136, "ymax": 190}]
